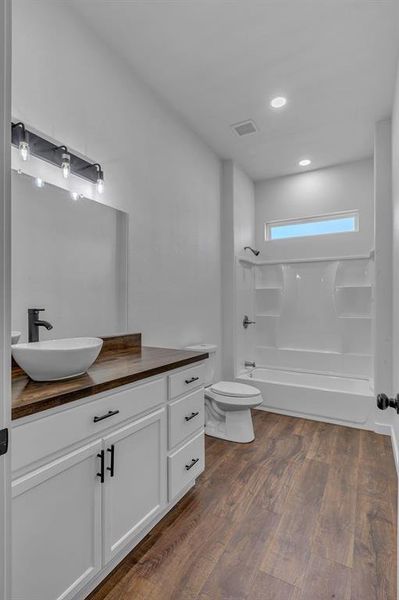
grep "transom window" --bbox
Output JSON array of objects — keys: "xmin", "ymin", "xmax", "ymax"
[{"xmin": 265, "ymin": 211, "xmax": 359, "ymax": 241}]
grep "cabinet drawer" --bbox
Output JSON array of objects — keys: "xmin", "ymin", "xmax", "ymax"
[
  {"xmin": 168, "ymin": 431, "xmax": 204, "ymax": 500},
  {"xmin": 168, "ymin": 388, "xmax": 204, "ymax": 450},
  {"xmin": 12, "ymin": 377, "xmax": 166, "ymax": 473},
  {"xmin": 168, "ymin": 363, "xmax": 205, "ymax": 400}
]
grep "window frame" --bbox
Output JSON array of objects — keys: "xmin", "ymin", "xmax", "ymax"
[{"xmin": 264, "ymin": 210, "xmax": 359, "ymax": 242}]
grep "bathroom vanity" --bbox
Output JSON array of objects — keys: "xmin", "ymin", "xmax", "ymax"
[{"xmin": 11, "ymin": 334, "xmax": 208, "ymax": 600}]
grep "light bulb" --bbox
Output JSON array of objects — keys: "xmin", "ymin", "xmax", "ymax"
[
  {"xmin": 97, "ymin": 176, "xmax": 104, "ymax": 194},
  {"xmin": 299, "ymin": 159, "xmax": 311, "ymax": 167},
  {"xmin": 71, "ymin": 191, "xmax": 79, "ymax": 201},
  {"xmin": 19, "ymin": 140, "xmax": 30, "ymax": 161},
  {"xmin": 61, "ymin": 153, "xmax": 71, "ymax": 179},
  {"xmin": 35, "ymin": 177, "xmax": 44, "ymax": 188}
]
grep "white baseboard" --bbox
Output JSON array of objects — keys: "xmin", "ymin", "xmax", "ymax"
[{"xmin": 371, "ymin": 422, "xmax": 399, "ymax": 475}]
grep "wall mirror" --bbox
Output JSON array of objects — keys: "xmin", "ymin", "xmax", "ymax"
[{"xmin": 11, "ymin": 171, "xmax": 128, "ymax": 342}]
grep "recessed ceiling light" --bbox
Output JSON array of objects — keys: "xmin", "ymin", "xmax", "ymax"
[
  {"xmin": 270, "ymin": 96, "xmax": 287, "ymax": 109},
  {"xmin": 299, "ymin": 159, "xmax": 311, "ymax": 167}
]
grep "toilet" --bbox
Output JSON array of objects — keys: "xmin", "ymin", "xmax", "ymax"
[{"xmin": 185, "ymin": 344, "xmax": 263, "ymax": 443}]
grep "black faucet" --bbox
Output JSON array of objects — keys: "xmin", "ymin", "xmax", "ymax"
[{"xmin": 28, "ymin": 308, "xmax": 53, "ymax": 343}]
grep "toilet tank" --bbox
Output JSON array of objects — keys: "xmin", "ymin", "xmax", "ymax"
[{"xmin": 184, "ymin": 344, "xmax": 217, "ymax": 386}]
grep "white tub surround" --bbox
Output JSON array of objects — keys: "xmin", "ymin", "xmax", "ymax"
[{"xmin": 236, "ymin": 253, "xmax": 375, "ymax": 428}]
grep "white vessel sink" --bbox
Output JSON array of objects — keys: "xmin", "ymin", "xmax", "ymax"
[{"xmin": 12, "ymin": 337, "xmax": 103, "ymax": 382}]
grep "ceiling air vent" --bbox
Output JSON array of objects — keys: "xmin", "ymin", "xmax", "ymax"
[{"xmin": 231, "ymin": 120, "xmax": 257, "ymax": 137}]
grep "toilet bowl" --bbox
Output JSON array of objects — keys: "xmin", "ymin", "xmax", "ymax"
[
  {"xmin": 205, "ymin": 381, "xmax": 263, "ymax": 443},
  {"xmin": 184, "ymin": 344, "xmax": 263, "ymax": 443}
]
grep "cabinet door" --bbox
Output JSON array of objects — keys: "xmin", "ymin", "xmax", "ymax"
[
  {"xmin": 12, "ymin": 440, "xmax": 102, "ymax": 600},
  {"xmin": 103, "ymin": 407, "xmax": 166, "ymax": 563}
]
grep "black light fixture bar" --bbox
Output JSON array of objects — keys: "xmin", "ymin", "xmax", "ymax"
[{"xmin": 11, "ymin": 122, "xmax": 102, "ymax": 185}]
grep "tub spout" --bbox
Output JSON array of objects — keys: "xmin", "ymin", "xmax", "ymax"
[{"xmin": 245, "ymin": 361, "xmax": 256, "ymax": 368}]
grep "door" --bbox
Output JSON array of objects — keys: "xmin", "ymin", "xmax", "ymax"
[
  {"xmin": 11, "ymin": 440, "xmax": 102, "ymax": 600},
  {"xmin": 103, "ymin": 407, "xmax": 167, "ymax": 563},
  {"xmin": 0, "ymin": 2, "xmax": 11, "ymax": 599}
]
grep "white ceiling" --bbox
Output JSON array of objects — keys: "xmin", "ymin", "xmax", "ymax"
[{"xmin": 73, "ymin": 1, "xmax": 399, "ymax": 181}]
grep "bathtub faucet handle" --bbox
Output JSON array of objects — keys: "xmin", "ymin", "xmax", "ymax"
[
  {"xmin": 243, "ymin": 315, "xmax": 256, "ymax": 329},
  {"xmin": 245, "ymin": 361, "xmax": 256, "ymax": 368}
]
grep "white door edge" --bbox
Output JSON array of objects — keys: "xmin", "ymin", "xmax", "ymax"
[{"xmin": 0, "ymin": 1, "xmax": 11, "ymax": 598}]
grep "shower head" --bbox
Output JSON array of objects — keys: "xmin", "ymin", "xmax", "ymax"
[{"xmin": 244, "ymin": 246, "xmax": 260, "ymax": 256}]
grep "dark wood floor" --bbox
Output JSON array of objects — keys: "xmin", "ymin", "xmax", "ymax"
[{"xmin": 88, "ymin": 411, "xmax": 397, "ymax": 600}]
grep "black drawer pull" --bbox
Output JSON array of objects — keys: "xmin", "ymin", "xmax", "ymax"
[
  {"xmin": 97, "ymin": 450, "xmax": 105, "ymax": 483},
  {"xmin": 185, "ymin": 376, "xmax": 199, "ymax": 385},
  {"xmin": 185, "ymin": 458, "xmax": 200, "ymax": 471},
  {"xmin": 107, "ymin": 444, "xmax": 115, "ymax": 477},
  {"xmin": 93, "ymin": 409, "xmax": 120, "ymax": 423},
  {"xmin": 185, "ymin": 411, "xmax": 200, "ymax": 422}
]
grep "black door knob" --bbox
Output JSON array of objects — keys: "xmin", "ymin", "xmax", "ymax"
[
  {"xmin": 377, "ymin": 393, "xmax": 390, "ymax": 410},
  {"xmin": 377, "ymin": 393, "xmax": 399, "ymax": 413}
]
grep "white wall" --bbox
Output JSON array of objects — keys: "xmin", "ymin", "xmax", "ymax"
[
  {"xmin": 255, "ymin": 158, "xmax": 374, "ymax": 261},
  {"xmin": 12, "ymin": 172, "xmax": 128, "ymax": 341},
  {"xmin": 221, "ymin": 160, "xmax": 255, "ymax": 379},
  {"xmin": 12, "ymin": 1, "xmax": 222, "ymax": 372}
]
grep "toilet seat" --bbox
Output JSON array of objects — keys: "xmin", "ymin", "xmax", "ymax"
[
  {"xmin": 206, "ymin": 381, "xmax": 263, "ymax": 409},
  {"xmin": 211, "ymin": 381, "xmax": 260, "ymax": 398}
]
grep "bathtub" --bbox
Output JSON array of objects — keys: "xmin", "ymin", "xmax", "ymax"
[{"xmin": 237, "ymin": 367, "xmax": 374, "ymax": 427}]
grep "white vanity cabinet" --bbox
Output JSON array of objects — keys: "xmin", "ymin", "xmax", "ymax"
[
  {"xmin": 102, "ymin": 407, "xmax": 166, "ymax": 563},
  {"xmin": 12, "ymin": 440, "xmax": 103, "ymax": 600},
  {"xmin": 11, "ymin": 363, "xmax": 205, "ymax": 600}
]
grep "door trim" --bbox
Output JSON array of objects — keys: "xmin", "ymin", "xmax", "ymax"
[{"xmin": 0, "ymin": 1, "xmax": 11, "ymax": 598}]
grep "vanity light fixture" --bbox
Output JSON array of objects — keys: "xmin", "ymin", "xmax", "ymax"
[
  {"xmin": 270, "ymin": 96, "xmax": 287, "ymax": 109},
  {"xmin": 12, "ymin": 122, "xmax": 30, "ymax": 161},
  {"xmin": 51, "ymin": 145, "xmax": 71, "ymax": 179},
  {"xmin": 61, "ymin": 152, "xmax": 71, "ymax": 179},
  {"xmin": 299, "ymin": 159, "xmax": 312, "ymax": 167},
  {"xmin": 11, "ymin": 122, "xmax": 105, "ymax": 190},
  {"xmin": 94, "ymin": 164, "xmax": 104, "ymax": 194},
  {"xmin": 19, "ymin": 140, "xmax": 30, "ymax": 162}
]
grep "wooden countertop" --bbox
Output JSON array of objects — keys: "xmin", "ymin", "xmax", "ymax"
[{"xmin": 11, "ymin": 334, "xmax": 208, "ymax": 420}]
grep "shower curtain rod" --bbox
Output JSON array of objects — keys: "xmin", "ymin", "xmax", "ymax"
[{"xmin": 238, "ymin": 249, "xmax": 374, "ymax": 266}]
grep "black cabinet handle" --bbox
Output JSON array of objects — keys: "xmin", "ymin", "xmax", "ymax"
[
  {"xmin": 185, "ymin": 458, "xmax": 200, "ymax": 471},
  {"xmin": 185, "ymin": 411, "xmax": 199, "ymax": 422},
  {"xmin": 185, "ymin": 376, "xmax": 199, "ymax": 385},
  {"xmin": 97, "ymin": 450, "xmax": 105, "ymax": 483},
  {"xmin": 107, "ymin": 445, "xmax": 115, "ymax": 477},
  {"xmin": 93, "ymin": 409, "xmax": 120, "ymax": 423}
]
